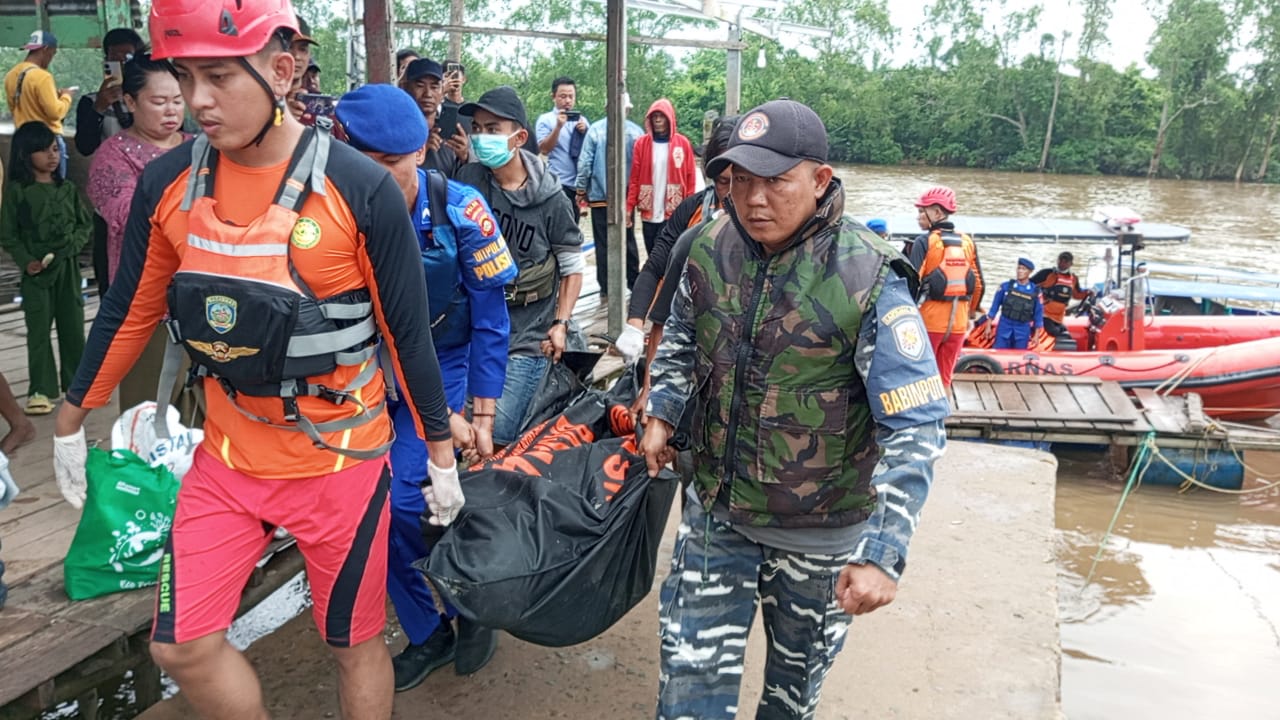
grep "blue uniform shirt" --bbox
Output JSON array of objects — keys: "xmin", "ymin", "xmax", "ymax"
[{"xmin": 411, "ymin": 168, "xmax": 516, "ymax": 407}]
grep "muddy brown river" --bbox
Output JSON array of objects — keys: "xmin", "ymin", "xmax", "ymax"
[{"xmin": 831, "ymin": 164, "xmax": 1280, "ymax": 718}]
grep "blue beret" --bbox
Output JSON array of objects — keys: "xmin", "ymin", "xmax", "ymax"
[
  {"xmin": 1018, "ymin": 257, "xmax": 1035, "ymax": 271},
  {"xmin": 336, "ymin": 84, "xmax": 427, "ymax": 155},
  {"xmin": 866, "ymin": 218, "xmax": 887, "ymax": 234}
]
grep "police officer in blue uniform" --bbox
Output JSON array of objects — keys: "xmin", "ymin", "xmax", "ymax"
[
  {"xmin": 335, "ymin": 85, "xmax": 518, "ymax": 690},
  {"xmin": 988, "ymin": 257, "xmax": 1044, "ymax": 350}
]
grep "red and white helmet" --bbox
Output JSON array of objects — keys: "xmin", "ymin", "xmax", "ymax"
[
  {"xmin": 150, "ymin": 0, "xmax": 299, "ymax": 60},
  {"xmin": 915, "ymin": 186, "xmax": 958, "ymax": 214}
]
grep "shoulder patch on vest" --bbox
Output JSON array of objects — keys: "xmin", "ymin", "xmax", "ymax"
[
  {"xmin": 463, "ymin": 198, "xmax": 497, "ymax": 238},
  {"xmin": 291, "ymin": 217, "xmax": 322, "ymax": 249},
  {"xmin": 887, "ymin": 309, "xmax": 926, "ymax": 361}
]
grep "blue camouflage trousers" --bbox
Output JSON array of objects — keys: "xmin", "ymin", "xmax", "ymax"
[{"xmin": 657, "ymin": 500, "xmax": 853, "ymax": 720}]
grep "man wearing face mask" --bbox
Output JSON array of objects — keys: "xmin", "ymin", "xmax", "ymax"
[
  {"xmin": 456, "ymin": 86, "xmax": 584, "ymax": 447},
  {"xmin": 453, "ymin": 87, "xmax": 584, "ymax": 670}
]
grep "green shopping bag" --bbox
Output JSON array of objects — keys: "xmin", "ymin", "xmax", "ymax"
[{"xmin": 63, "ymin": 448, "xmax": 180, "ymax": 601}]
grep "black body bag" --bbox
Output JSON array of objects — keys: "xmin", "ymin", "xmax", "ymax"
[{"xmin": 418, "ymin": 371, "xmax": 678, "ymax": 647}]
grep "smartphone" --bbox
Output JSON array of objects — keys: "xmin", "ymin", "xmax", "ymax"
[
  {"xmin": 297, "ymin": 92, "xmax": 336, "ymax": 127},
  {"xmin": 566, "ymin": 110, "xmax": 581, "ymax": 121},
  {"xmin": 103, "ymin": 61, "xmax": 123, "ymax": 84},
  {"xmin": 437, "ymin": 102, "xmax": 459, "ymax": 141},
  {"xmin": 445, "ymin": 62, "xmax": 462, "ymax": 77}
]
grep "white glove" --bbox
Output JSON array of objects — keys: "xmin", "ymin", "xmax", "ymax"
[
  {"xmin": 53, "ymin": 428, "xmax": 88, "ymax": 509},
  {"xmin": 616, "ymin": 324, "xmax": 645, "ymax": 365},
  {"xmin": 423, "ymin": 458, "xmax": 465, "ymax": 527}
]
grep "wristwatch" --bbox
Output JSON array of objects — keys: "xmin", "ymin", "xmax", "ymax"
[{"xmin": 550, "ymin": 319, "xmax": 570, "ymax": 329}]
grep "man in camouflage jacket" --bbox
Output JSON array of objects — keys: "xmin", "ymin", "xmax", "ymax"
[{"xmin": 640, "ymin": 99, "xmax": 950, "ymax": 720}]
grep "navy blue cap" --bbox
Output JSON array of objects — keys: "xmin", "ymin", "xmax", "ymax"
[
  {"xmin": 460, "ymin": 85, "xmax": 527, "ymax": 128},
  {"xmin": 1018, "ymin": 257, "xmax": 1035, "ymax": 271},
  {"xmin": 866, "ymin": 218, "xmax": 887, "ymax": 234},
  {"xmin": 405, "ymin": 58, "xmax": 443, "ymax": 82},
  {"xmin": 336, "ymin": 84, "xmax": 427, "ymax": 155}
]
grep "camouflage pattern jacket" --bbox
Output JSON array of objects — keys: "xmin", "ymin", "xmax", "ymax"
[{"xmin": 647, "ymin": 180, "xmax": 949, "ymax": 578}]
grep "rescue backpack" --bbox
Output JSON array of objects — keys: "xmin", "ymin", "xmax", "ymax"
[{"xmin": 923, "ymin": 231, "xmax": 977, "ymax": 301}]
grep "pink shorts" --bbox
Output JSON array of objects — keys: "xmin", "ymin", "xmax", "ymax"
[{"xmin": 151, "ymin": 447, "xmax": 391, "ymax": 648}]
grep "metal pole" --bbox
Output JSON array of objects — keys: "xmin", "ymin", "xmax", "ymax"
[
  {"xmin": 362, "ymin": 0, "xmax": 393, "ymax": 84},
  {"xmin": 605, "ymin": 0, "xmax": 628, "ymax": 336},
  {"xmin": 347, "ymin": 0, "xmax": 363, "ymax": 89},
  {"xmin": 724, "ymin": 6, "xmax": 742, "ymax": 115},
  {"xmin": 448, "ymin": 0, "xmax": 464, "ymax": 61}
]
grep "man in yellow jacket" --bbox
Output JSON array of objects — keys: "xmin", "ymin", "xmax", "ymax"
[{"xmin": 5, "ymin": 31, "xmax": 75, "ymax": 178}]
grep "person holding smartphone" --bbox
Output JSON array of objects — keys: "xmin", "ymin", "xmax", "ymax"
[
  {"xmin": 5, "ymin": 31, "xmax": 76, "ymax": 180},
  {"xmin": 403, "ymin": 58, "xmax": 469, "ymax": 177},
  {"xmin": 72, "ymin": 27, "xmax": 145, "ymax": 299},
  {"xmin": 443, "ymin": 60, "xmax": 466, "ymax": 105},
  {"xmin": 535, "ymin": 76, "xmax": 589, "ymax": 211}
]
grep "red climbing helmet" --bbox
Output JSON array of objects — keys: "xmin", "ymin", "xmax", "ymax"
[
  {"xmin": 915, "ymin": 186, "xmax": 958, "ymax": 214},
  {"xmin": 150, "ymin": 0, "xmax": 300, "ymax": 60}
]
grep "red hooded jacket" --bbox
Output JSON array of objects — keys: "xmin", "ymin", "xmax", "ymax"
[{"xmin": 626, "ymin": 98, "xmax": 697, "ymax": 222}]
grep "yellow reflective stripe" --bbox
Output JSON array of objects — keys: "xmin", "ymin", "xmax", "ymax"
[
  {"xmin": 331, "ymin": 360, "xmax": 372, "ymax": 473},
  {"xmin": 220, "ymin": 434, "xmax": 235, "ymax": 470}
]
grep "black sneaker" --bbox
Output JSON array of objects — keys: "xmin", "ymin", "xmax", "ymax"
[
  {"xmin": 392, "ymin": 623, "xmax": 456, "ymax": 692},
  {"xmin": 454, "ymin": 617, "xmax": 498, "ymax": 675}
]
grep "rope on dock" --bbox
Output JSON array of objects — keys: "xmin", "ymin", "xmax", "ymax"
[
  {"xmin": 1082, "ymin": 432, "xmax": 1156, "ymax": 589},
  {"xmin": 1153, "ymin": 346, "xmax": 1219, "ymax": 396},
  {"xmin": 1176, "ymin": 417, "xmax": 1280, "ymax": 493}
]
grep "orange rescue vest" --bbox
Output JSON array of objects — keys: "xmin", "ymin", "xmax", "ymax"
[
  {"xmin": 155, "ymin": 128, "xmax": 388, "ymax": 460},
  {"xmin": 923, "ymin": 231, "xmax": 976, "ymax": 301}
]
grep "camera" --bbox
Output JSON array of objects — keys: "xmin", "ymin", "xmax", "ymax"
[{"xmin": 566, "ymin": 110, "xmax": 581, "ymax": 121}]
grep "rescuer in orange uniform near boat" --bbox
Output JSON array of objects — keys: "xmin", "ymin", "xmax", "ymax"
[
  {"xmin": 1030, "ymin": 251, "xmax": 1092, "ymax": 337},
  {"xmin": 907, "ymin": 186, "xmax": 984, "ymax": 386}
]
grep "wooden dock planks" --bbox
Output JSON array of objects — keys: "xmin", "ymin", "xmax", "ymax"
[
  {"xmin": 947, "ymin": 375, "xmax": 1280, "ymax": 451},
  {"xmin": 947, "ymin": 374, "xmax": 1148, "ymax": 442}
]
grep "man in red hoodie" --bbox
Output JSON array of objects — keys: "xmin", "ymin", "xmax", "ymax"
[{"xmin": 626, "ymin": 98, "xmax": 697, "ymax": 253}]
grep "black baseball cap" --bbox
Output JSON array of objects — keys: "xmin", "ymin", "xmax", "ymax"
[
  {"xmin": 460, "ymin": 86, "xmax": 528, "ymax": 128},
  {"xmin": 294, "ymin": 17, "xmax": 318, "ymax": 46},
  {"xmin": 706, "ymin": 99, "xmax": 828, "ymax": 178},
  {"xmin": 404, "ymin": 58, "xmax": 443, "ymax": 82}
]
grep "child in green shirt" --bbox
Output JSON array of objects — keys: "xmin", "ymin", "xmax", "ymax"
[{"xmin": 1, "ymin": 121, "xmax": 91, "ymax": 414}]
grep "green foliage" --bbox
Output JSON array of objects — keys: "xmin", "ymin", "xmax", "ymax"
[{"xmin": 13, "ymin": 0, "xmax": 1280, "ymax": 182}]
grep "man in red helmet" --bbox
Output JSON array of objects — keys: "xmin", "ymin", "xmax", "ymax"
[
  {"xmin": 908, "ymin": 186, "xmax": 984, "ymax": 386},
  {"xmin": 49, "ymin": 0, "xmax": 462, "ymax": 717}
]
